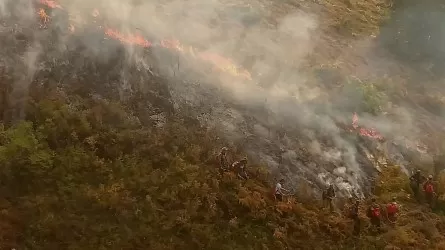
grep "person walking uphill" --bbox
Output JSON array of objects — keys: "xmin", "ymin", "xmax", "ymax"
[
  {"xmin": 386, "ymin": 197, "xmax": 399, "ymax": 224},
  {"xmin": 367, "ymin": 198, "xmax": 381, "ymax": 233},
  {"xmin": 274, "ymin": 179, "xmax": 289, "ymax": 202},
  {"xmin": 423, "ymin": 175, "xmax": 436, "ymax": 208},
  {"xmin": 349, "ymin": 199, "xmax": 361, "ymax": 236},
  {"xmin": 410, "ymin": 169, "xmax": 424, "ymax": 200},
  {"xmin": 232, "ymin": 157, "xmax": 248, "ymax": 180},
  {"xmin": 322, "ymin": 184, "xmax": 336, "ymax": 212},
  {"xmin": 218, "ymin": 147, "xmax": 230, "ymax": 172}
]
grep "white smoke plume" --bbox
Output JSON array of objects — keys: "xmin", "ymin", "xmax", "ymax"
[{"xmin": 2, "ymin": 0, "xmax": 442, "ymax": 198}]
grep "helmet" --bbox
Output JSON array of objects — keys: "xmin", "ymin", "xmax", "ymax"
[
  {"xmin": 429, "ymin": 175, "xmax": 433, "ymax": 179},
  {"xmin": 417, "ymin": 169, "xmax": 421, "ymax": 173},
  {"xmin": 221, "ymin": 147, "xmax": 228, "ymax": 152}
]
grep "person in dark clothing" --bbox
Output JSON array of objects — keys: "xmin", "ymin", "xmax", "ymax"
[
  {"xmin": 232, "ymin": 157, "xmax": 248, "ymax": 180},
  {"xmin": 322, "ymin": 184, "xmax": 336, "ymax": 212},
  {"xmin": 423, "ymin": 175, "xmax": 435, "ymax": 208},
  {"xmin": 367, "ymin": 198, "xmax": 381, "ymax": 233},
  {"xmin": 349, "ymin": 199, "xmax": 361, "ymax": 236},
  {"xmin": 410, "ymin": 170, "xmax": 424, "ymax": 200},
  {"xmin": 218, "ymin": 147, "xmax": 229, "ymax": 172}
]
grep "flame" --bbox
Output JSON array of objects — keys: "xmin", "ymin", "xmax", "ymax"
[
  {"xmin": 34, "ymin": 0, "xmax": 252, "ymax": 81},
  {"xmin": 37, "ymin": 8, "xmax": 50, "ymax": 28},
  {"xmin": 39, "ymin": 0, "xmax": 62, "ymax": 9},
  {"xmin": 104, "ymin": 28, "xmax": 151, "ymax": 48},
  {"xmin": 351, "ymin": 113, "xmax": 384, "ymax": 140},
  {"xmin": 198, "ymin": 52, "xmax": 251, "ymax": 80}
]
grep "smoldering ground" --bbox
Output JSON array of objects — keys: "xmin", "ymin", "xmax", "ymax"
[{"xmin": 0, "ymin": 0, "xmax": 438, "ymax": 198}]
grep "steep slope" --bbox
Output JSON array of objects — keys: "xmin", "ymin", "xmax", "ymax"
[
  {"xmin": 1, "ymin": 0, "xmax": 445, "ymax": 249},
  {"xmin": 1, "ymin": 94, "xmax": 445, "ymax": 249},
  {"xmin": 1, "ymin": 0, "xmax": 389, "ymax": 198}
]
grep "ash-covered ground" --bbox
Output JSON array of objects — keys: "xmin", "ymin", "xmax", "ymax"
[{"xmin": 0, "ymin": 0, "xmax": 431, "ymax": 198}]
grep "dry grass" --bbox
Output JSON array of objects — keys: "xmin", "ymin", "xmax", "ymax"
[
  {"xmin": 320, "ymin": 0, "xmax": 394, "ymax": 36},
  {"xmin": 221, "ymin": 0, "xmax": 393, "ymax": 37}
]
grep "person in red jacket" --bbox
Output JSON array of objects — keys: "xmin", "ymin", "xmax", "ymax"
[
  {"xmin": 423, "ymin": 175, "xmax": 435, "ymax": 208},
  {"xmin": 386, "ymin": 197, "xmax": 399, "ymax": 224},
  {"xmin": 367, "ymin": 198, "xmax": 381, "ymax": 233}
]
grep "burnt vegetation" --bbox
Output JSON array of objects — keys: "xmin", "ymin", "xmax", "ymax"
[{"xmin": 1, "ymin": 0, "xmax": 445, "ymax": 249}]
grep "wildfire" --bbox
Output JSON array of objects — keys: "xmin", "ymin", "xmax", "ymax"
[
  {"xmin": 34, "ymin": 0, "xmax": 253, "ymax": 81},
  {"xmin": 198, "ymin": 52, "xmax": 252, "ymax": 80},
  {"xmin": 37, "ymin": 8, "xmax": 50, "ymax": 28},
  {"xmin": 39, "ymin": 0, "xmax": 62, "ymax": 9},
  {"xmin": 351, "ymin": 112, "xmax": 384, "ymax": 140},
  {"xmin": 104, "ymin": 28, "xmax": 151, "ymax": 48}
]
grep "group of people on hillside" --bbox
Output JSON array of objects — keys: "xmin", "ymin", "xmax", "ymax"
[
  {"xmin": 218, "ymin": 147, "xmax": 249, "ymax": 180},
  {"xmin": 219, "ymin": 147, "xmax": 438, "ymax": 235},
  {"xmin": 410, "ymin": 169, "xmax": 436, "ymax": 207},
  {"xmin": 271, "ymin": 169, "xmax": 436, "ymax": 236}
]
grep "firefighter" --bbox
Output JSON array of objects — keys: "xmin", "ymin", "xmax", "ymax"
[
  {"xmin": 366, "ymin": 198, "xmax": 381, "ymax": 233},
  {"xmin": 409, "ymin": 169, "xmax": 424, "ymax": 200},
  {"xmin": 349, "ymin": 199, "xmax": 361, "ymax": 236},
  {"xmin": 386, "ymin": 197, "xmax": 399, "ymax": 224},
  {"xmin": 232, "ymin": 157, "xmax": 248, "ymax": 180},
  {"xmin": 218, "ymin": 147, "xmax": 229, "ymax": 172},
  {"xmin": 322, "ymin": 184, "xmax": 336, "ymax": 212},
  {"xmin": 274, "ymin": 179, "xmax": 289, "ymax": 202},
  {"xmin": 423, "ymin": 175, "xmax": 436, "ymax": 208}
]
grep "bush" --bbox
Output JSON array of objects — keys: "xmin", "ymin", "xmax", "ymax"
[
  {"xmin": 0, "ymin": 87, "xmax": 445, "ymax": 249},
  {"xmin": 338, "ymin": 77, "xmax": 386, "ymax": 114}
]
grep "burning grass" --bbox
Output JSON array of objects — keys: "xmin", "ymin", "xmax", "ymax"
[{"xmin": 2, "ymin": 0, "xmax": 445, "ymax": 248}]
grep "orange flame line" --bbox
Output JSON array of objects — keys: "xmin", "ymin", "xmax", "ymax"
[
  {"xmin": 351, "ymin": 113, "xmax": 384, "ymax": 140},
  {"xmin": 36, "ymin": 0, "xmax": 252, "ymax": 81},
  {"xmin": 104, "ymin": 28, "xmax": 151, "ymax": 48}
]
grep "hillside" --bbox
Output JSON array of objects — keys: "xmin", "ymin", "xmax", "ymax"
[
  {"xmin": 1, "ymin": 0, "xmax": 445, "ymax": 249},
  {"xmin": 1, "ymin": 90, "xmax": 445, "ymax": 249}
]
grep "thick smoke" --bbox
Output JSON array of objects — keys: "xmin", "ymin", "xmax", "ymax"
[{"xmin": 2, "ymin": 0, "xmax": 441, "ymax": 198}]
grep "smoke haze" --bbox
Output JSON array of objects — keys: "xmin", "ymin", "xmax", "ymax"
[{"xmin": 1, "ymin": 0, "xmax": 444, "ymax": 198}]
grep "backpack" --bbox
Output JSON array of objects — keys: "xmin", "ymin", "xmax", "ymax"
[
  {"xmin": 387, "ymin": 203, "xmax": 397, "ymax": 215},
  {"xmin": 349, "ymin": 206, "xmax": 358, "ymax": 218},
  {"xmin": 371, "ymin": 206, "xmax": 380, "ymax": 217},
  {"xmin": 326, "ymin": 187, "xmax": 335, "ymax": 198},
  {"xmin": 425, "ymin": 183, "xmax": 434, "ymax": 193}
]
